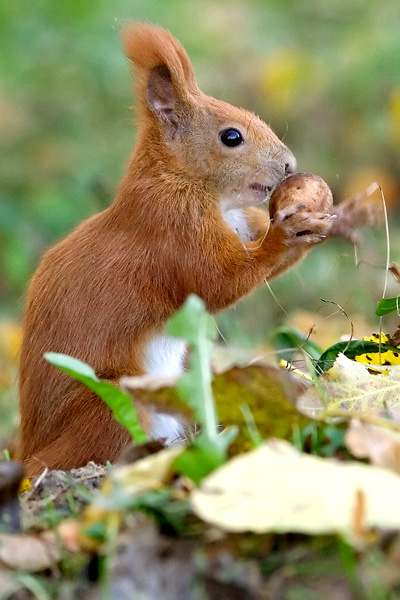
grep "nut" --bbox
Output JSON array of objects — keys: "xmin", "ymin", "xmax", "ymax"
[{"xmin": 269, "ymin": 173, "xmax": 333, "ymax": 218}]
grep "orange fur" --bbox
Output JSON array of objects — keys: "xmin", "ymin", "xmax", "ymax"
[{"xmin": 17, "ymin": 23, "xmax": 330, "ymax": 476}]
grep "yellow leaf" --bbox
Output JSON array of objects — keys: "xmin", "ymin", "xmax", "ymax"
[
  {"xmin": 80, "ymin": 445, "xmax": 184, "ymax": 549},
  {"xmin": 298, "ymin": 353, "xmax": 400, "ymax": 419},
  {"xmin": 109, "ymin": 444, "xmax": 184, "ymax": 495},
  {"xmin": 191, "ymin": 439, "xmax": 400, "ymax": 538}
]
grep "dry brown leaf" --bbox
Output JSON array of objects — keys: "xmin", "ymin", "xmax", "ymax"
[
  {"xmin": 120, "ymin": 374, "xmax": 192, "ymax": 419},
  {"xmin": 346, "ymin": 420, "xmax": 400, "ymax": 472},
  {"xmin": 389, "ymin": 262, "xmax": 400, "ymax": 283},
  {"xmin": 41, "ymin": 519, "xmax": 82, "ymax": 554},
  {"xmin": 0, "ymin": 532, "xmax": 59, "ymax": 571}
]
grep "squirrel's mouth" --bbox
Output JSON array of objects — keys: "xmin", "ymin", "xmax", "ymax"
[
  {"xmin": 249, "ymin": 182, "xmax": 274, "ymax": 203},
  {"xmin": 249, "ymin": 183, "xmax": 272, "ymax": 194}
]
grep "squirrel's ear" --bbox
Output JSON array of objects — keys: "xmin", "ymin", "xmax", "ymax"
[
  {"xmin": 122, "ymin": 23, "xmax": 198, "ymax": 136},
  {"xmin": 146, "ymin": 65, "xmax": 178, "ymax": 132}
]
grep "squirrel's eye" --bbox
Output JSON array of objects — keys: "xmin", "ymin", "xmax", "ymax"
[{"xmin": 220, "ymin": 128, "xmax": 244, "ymax": 147}]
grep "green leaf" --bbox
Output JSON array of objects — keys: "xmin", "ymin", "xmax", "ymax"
[
  {"xmin": 167, "ymin": 294, "xmax": 216, "ymax": 344},
  {"xmin": 271, "ymin": 326, "xmax": 322, "ymax": 362},
  {"xmin": 45, "ymin": 353, "xmax": 96, "ymax": 378},
  {"xmin": 376, "ymin": 297, "xmax": 400, "ymax": 316},
  {"xmin": 174, "ymin": 437, "xmax": 226, "ymax": 485},
  {"xmin": 316, "ymin": 340, "xmax": 399, "ymax": 373},
  {"xmin": 167, "ymin": 295, "xmax": 236, "ymax": 482},
  {"xmin": 44, "ymin": 352, "xmax": 147, "ymax": 444}
]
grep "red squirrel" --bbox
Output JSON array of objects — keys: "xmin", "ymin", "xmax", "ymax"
[{"xmin": 17, "ymin": 23, "xmax": 332, "ymax": 476}]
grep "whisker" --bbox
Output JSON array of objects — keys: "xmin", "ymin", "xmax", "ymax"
[{"xmin": 280, "ymin": 121, "xmax": 289, "ymax": 143}]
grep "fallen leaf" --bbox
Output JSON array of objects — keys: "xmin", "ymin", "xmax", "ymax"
[
  {"xmin": 0, "ymin": 573, "xmax": 16, "ymax": 597},
  {"xmin": 0, "ymin": 532, "xmax": 59, "ymax": 571},
  {"xmin": 122, "ymin": 363, "xmax": 308, "ymax": 455},
  {"xmin": 81, "ymin": 445, "xmax": 184, "ymax": 549},
  {"xmin": 109, "ymin": 444, "xmax": 184, "ymax": 497},
  {"xmin": 213, "ymin": 364, "xmax": 308, "ymax": 454},
  {"xmin": 298, "ymin": 353, "xmax": 400, "ymax": 419},
  {"xmin": 120, "ymin": 374, "xmax": 193, "ymax": 420},
  {"xmin": 41, "ymin": 519, "xmax": 82, "ymax": 554},
  {"xmin": 346, "ymin": 420, "xmax": 400, "ymax": 472},
  {"xmin": 191, "ymin": 439, "xmax": 400, "ymax": 537}
]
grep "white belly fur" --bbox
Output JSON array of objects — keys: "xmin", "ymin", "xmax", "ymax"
[
  {"xmin": 144, "ymin": 334, "xmax": 186, "ymax": 377},
  {"xmin": 150, "ymin": 413, "xmax": 185, "ymax": 446},
  {"xmin": 221, "ymin": 207, "xmax": 252, "ymax": 241},
  {"xmin": 144, "ymin": 333, "xmax": 187, "ymax": 445}
]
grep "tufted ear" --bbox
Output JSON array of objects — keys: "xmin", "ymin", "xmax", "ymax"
[{"xmin": 122, "ymin": 23, "xmax": 199, "ymax": 137}]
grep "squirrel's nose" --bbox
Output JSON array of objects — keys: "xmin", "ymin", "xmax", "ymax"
[{"xmin": 284, "ymin": 152, "xmax": 297, "ymax": 175}]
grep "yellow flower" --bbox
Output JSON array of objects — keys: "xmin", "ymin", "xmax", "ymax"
[{"xmin": 355, "ymin": 333, "xmax": 400, "ymax": 371}]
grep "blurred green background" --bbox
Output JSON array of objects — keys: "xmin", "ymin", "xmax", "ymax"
[{"xmin": 1, "ymin": 0, "xmax": 400, "ymax": 429}]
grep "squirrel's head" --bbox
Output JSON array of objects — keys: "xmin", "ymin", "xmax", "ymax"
[{"xmin": 122, "ymin": 23, "xmax": 296, "ymax": 209}]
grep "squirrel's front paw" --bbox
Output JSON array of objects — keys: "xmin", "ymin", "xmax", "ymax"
[{"xmin": 272, "ymin": 204, "xmax": 335, "ymax": 246}]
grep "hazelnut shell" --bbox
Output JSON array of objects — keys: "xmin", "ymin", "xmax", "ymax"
[{"xmin": 269, "ymin": 173, "xmax": 333, "ymax": 218}]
